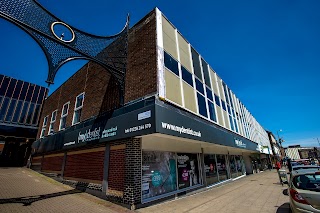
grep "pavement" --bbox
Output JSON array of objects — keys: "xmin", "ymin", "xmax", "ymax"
[{"xmin": 0, "ymin": 167, "xmax": 290, "ymax": 213}]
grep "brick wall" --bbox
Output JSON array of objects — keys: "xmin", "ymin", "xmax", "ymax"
[
  {"xmin": 37, "ymin": 10, "xmax": 158, "ymax": 139},
  {"xmin": 64, "ymin": 148, "xmax": 105, "ymax": 183},
  {"xmin": 123, "ymin": 138, "xmax": 142, "ymax": 206},
  {"xmin": 41, "ymin": 154, "xmax": 64, "ymax": 173},
  {"xmin": 125, "ymin": 11, "xmax": 157, "ymax": 103}
]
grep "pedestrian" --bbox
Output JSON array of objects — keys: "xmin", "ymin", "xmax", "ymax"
[{"xmin": 276, "ymin": 161, "xmax": 281, "ymax": 170}]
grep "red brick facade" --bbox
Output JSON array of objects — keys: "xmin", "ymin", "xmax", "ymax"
[{"xmin": 37, "ymin": 10, "xmax": 157, "ymax": 140}]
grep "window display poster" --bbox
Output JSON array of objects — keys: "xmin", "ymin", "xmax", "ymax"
[
  {"xmin": 177, "ymin": 153, "xmax": 199, "ymax": 189},
  {"xmin": 142, "ymin": 151, "xmax": 177, "ymax": 200}
]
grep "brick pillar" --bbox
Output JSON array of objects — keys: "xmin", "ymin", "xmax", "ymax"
[{"xmin": 123, "ymin": 138, "xmax": 142, "ymax": 210}]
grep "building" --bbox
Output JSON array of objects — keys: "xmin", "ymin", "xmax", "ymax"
[
  {"xmin": 267, "ymin": 131, "xmax": 281, "ymax": 162},
  {"xmin": 31, "ymin": 9, "xmax": 272, "ymax": 209},
  {"xmin": 0, "ymin": 74, "xmax": 47, "ymax": 166}
]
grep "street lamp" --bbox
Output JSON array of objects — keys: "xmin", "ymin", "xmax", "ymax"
[{"xmin": 277, "ymin": 129, "xmax": 283, "ymax": 146}]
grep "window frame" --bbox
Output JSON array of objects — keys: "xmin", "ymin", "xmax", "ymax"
[
  {"xmin": 40, "ymin": 116, "xmax": 48, "ymax": 138},
  {"xmin": 72, "ymin": 92, "xmax": 85, "ymax": 125},
  {"xmin": 49, "ymin": 110, "xmax": 57, "ymax": 135},
  {"xmin": 59, "ymin": 102, "xmax": 70, "ymax": 130}
]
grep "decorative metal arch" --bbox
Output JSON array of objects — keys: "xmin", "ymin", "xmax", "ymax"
[{"xmin": 0, "ymin": 0, "xmax": 129, "ymax": 103}]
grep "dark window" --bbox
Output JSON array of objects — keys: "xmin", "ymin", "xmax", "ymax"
[
  {"xmin": 197, "ymin": 93, "xmax": 207, "ymax": 117},
  {"xmin": 32, "ymin": 104, "xmax": 41, "ymax": 125},
  {"xmin": 196, "ymin": 78, "xmax": 204, "ymax": 95},
  {"xmin": 208, "ymin": 100, "xmax": 217, "ymax": 122},
  {"xmin": 12, "ymin": 80, "xmax": 23, "ymax": 99},
  {"xmin": 221, "ymin": 100, "xmax": 226, "ymax": 111},
  {"xmin": 181, "ymin": 66, "xmax": 193, "ymax": 86},
  {"xmin": 214, "ymin": 94, "xmax": 220, "ymax": 107},
  {"xmin": 228, "ymin": 88, "xmax": 234, "ymax": 108},
  {"xmin": 0, "ymin": 97, "xmax": 10, "ymax": 121},
  {"xmin": 229, "ymin": 115, "xmax": 234, "ymax": 131},
  {"xmin": 37, "ymin": 87, "xmax": 47, "ymax": 104},
  {"xmin": 222, "ymin": 82, "xmax": 229, "ymax": 104},
  {"xmin": 19, "ymin": 102, "xmax": 29, "ymax": 123},
  {"xmin": 5, "ymin": 79, "xmax": 17, "ymax": 98},
  {"xmin": 0, "ymin": 96, "xmax": 2, "ymax": 107},
  {"xmin": 0, "ymin": 75, "xmax": 4, "ymax": 84},
  {"xmin": 201, "ymin": 59, "xmax": 211, "ymax": 87},
  {"xmin": 4, "ymin": 99, "xmax": 17, "ymax": 122},
  {"xmin": 232, "ymin": 109, "xmax": 235, "ymax": 117},
  {"xmin": 234, "ymin": 118, "xmax": 239, "ymax": 132},
  {"xmin": 206, "ymin": 87, "xmax": 213, "ymax": 101},
  {"xmin": 0, "ymin": 77, "xmax": 10, "ymax": 96},
  {"xmin": 164, "ymin": 51, "xmax": 179, "ymax": 76},
  {"xmin": 227, "ymin": 105, "xmax": 231, "ymax": 115},
  {"xmin": 26, "ymin": 103, "xmax": 35, "ymax": 124},
  {"xmin": 31, "ymin": 86, "xmax": 40, "ymax": 103},
  {"xmin": 19, "ymin": 82, "xmax": 29, "ymax": 101},
  {"xmin": 25, "ymin": 85, "xmax": 35, "ymax": 102},
  {"xmin": 12, "ymin": 100, "xmax": 23, "ymax": 123},
  {"xmin": 191, "ymin": 47, "xmax": 202, "ymax": 80}
]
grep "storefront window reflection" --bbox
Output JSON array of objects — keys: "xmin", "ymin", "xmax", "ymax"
[
  {"xmin": 177, "ymin": 153, "xmax": 199, "ymax": 189},
  {"xmin": 142, "ymin": 151, "xmax": 177, "ymax": 200},
  {"xmin": 229, "ymin": 155, "xmax": 238, "ymax": 178},
  {"xmin": 204, "ymin": 154, "xmax": 218, "ymax": 185},
  {"xmin": 216, "ymin": 155, "xmax": 228, "ymax": 181},
  {"xmin": 235, "ymin": 155, "xmax": 245, "ymax": 175}
]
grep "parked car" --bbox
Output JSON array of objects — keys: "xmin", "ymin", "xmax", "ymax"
[
  {"xmin": 288, "ymin": 168, "xmax": 320, "ymax": 213},
  {"xmin": 292, "ymin": 165, "xmax": 320, "ymax": 171}
]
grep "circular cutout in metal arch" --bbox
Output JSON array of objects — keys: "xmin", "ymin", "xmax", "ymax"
[{"xmin": 51, "ymin": 22, "xmax": 75, "ymax": 43}]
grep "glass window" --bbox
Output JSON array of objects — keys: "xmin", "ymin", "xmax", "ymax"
[
  {"xmin": 204, "ymin": 154, "xmax": 219, "ymax": 185},
  {"xmin": 0, "ymin": 77, "xmax": 10, "ymax": 96},
  {"xmin": 25, "ymin": 103, "xmax": 35, "ymax": 124},
  {"xmin": 214, "ymin": 94, "xmax": 220, "ymax": 107},
  {"xmin": 195, "ymin": 78, "xmax": 204, "ymax": 95},
  {"xmin": 73, "ymin": 93, "xmax": 84, "ymax": 125},
  {"xmin": 12, "ymin": 100, "xmax": 23, "ymax": 123},
  {"xmin": 201, "ymin": 59, "xmax": 211, "ymax": 87},
  {"xmin": 197, "ymin": 93, "xmax": 207, "ymax": 117},
  {"xmin": 37, "ymin": 87, "xmax": 46, "ymax": 104},
  {"xmin": 216, "ymin": 155, "xmax": 229, "ymax": 181},
  {"xmin": 177, "ymin": 153, "xmax": 200, "ymax": 189},
  {"xmin": 4, "ymin": 99, "xmax": 17, "ymax": 122},
  {"xmin": 181, "ymin": 66, "xmax": 193, "ymax": 86},
  {"xmin": 12, "ymin": 80, "xmax": 23, "ymax": 99},
  {"xmin": 229, "ymin": 115, "xmax": 235, "ymax": 131},
  {"xmin": 5, "ymin": 79, "xmax": 17, "ymax": 98},
  {"xmin": 32, "ymin": 104, "xmax": 41, "ymax": 125},
  {"xmin": 221, "ymin": 100, "xmax": 226, "ymax": 111},
  {"xmin": 49, "ymin": 110, "xmax": 57, "ymax": 134},
  {"xmin": 142, "ymin": 151, "xmax": 177, "ymax": 201},
  {"xmin": 31, "ymin": 86, "xmax": 40, "ymax": 103},
  {"xmin": 208, "ymin": 100, "xmax": 217, "ymax": 122},
  {"xmin": 206, "ymin": 87, "xmax": 213, "ymax": 101},
  {"xmin": 19, "ymin": 102, "xmax": 29, "ymax": 123},
  {"xmin": 19, "ymin": 82, "xmax": 29, "ymax": 101},
  {"xmin": 25, "ymin": 85, "xmax": 35, "ymax": 102},
  {"xmin": 229, "ymin": 156, "xmax": 238, "ymax": 178},
  {"xmin": 227, "ymin": 105, "xmax": 231, "ymax": 115},
  {"xmin": 0, "ymin": 97, "xmax": 10, "ymax": 121},
  {"xmin": 235, "ymin": 155, "xmax": 245, "ymax": 175},
  {"xmin": 59, "ymin": 103, "xmax": 69, "ymax": 130},
  {"xmin": 234, "ymin": 118, "xmax": 239, "ymax": 133},
  {"xmin": 222, "ymin": 82, "xmax": 229, "ymax": 104},
  {"xmin": 293, "ymin": 174, "xmax": 320, "ymax": 191},
  {"xmin": 40, "ymin": 116, "xmax": 48, "ymax": 138},
  {"xmin": 164, "ymin": 51, "xmax": 179, "ymax": 76},
  {"xmin": 191, "ymin": 47, "xmax": 202, "ymax": 80}
]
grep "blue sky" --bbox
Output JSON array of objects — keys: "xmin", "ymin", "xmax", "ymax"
[{"xmin": 0, "ymin": 0, "xmax": 319, "ymax": 147}]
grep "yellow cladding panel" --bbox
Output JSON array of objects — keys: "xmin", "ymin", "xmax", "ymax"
[
  {"xmin": 223, "ymin": 110, "xmax": 230, "ymax": 129},
  {"xmin": 218, "ymin": 77, "xmax": 226, "ymax": 101},
  {"xmin": 162, "ymin": 17, "xmax": 178, "ymax": 60},
  {"xmin": 210, "ymin": 69, "xmax": 218, "ymax": 94},
  {"xmin": 182, "ymin": 82, "xmax": 197, "ymax": 113},
  {"xmin": 216, "ymin": 106, "xmax": 224, "ymax": 126},
  {"xmin": 165, "ymin": 69, "xmax": 182, "ymax": 105},
  {"xmin": 177, "ymin": 33, "xmax": 192, "ymax": 72}
]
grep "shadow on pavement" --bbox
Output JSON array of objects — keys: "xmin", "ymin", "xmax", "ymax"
[
  {"xmin": 0, "ymin": 189, "xmax": 82, "ymax": 206},
  {"xmin": 283, "ymin": 189, "xmax": 288, "ymax": 196},
  {"xmin": 276, "ymin": 202, "xmax": 291, "ymax": 213}
]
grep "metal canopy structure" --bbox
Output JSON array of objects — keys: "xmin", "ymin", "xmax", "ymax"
[{"xmin": 0, "ymin": 0, "xmax": 129, "ymax": 103}]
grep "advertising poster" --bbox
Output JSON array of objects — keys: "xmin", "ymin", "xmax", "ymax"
[
  {"xmin": 177, "ymin": 153, "xmax": 199, "ymax": 189},
  {"xmin": 142, "ymin": 151, "xmax": 177, "ymax": 200}
]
